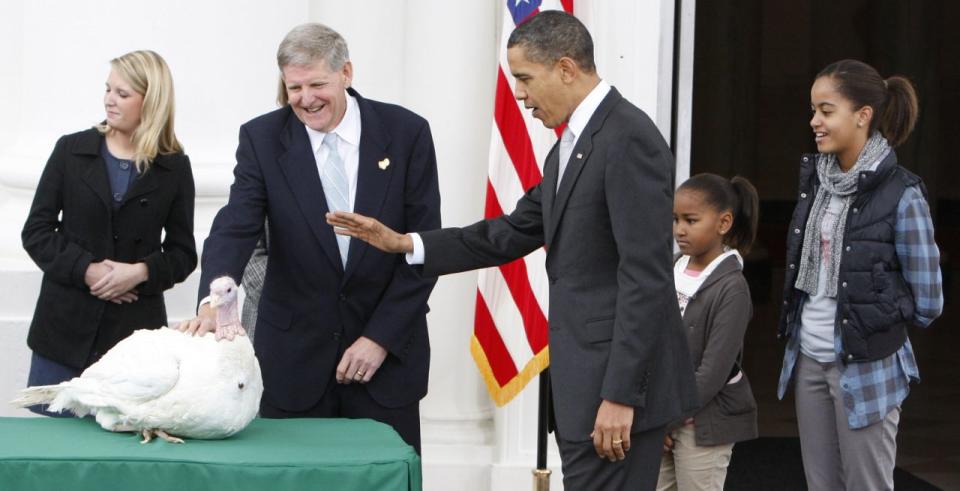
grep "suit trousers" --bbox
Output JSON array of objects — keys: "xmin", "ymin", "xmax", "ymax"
[
  {"xmin": 794, "ymin": 354, "xmax": 900, "ymax": 491},
  {"xmin": 656, "ymin": 423, "xmax": 734, "ymax": 491},
  {"xmin": 557, "ymin": 424, "xmax": 666, "ymax": 490},
  {"xmin": 259, "ymin": 373, "xmax": 421, "ymax": 454}
]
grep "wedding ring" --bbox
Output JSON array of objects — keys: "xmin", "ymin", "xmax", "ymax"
[
  {"xmin": 612, "ymin": 439, "xmax": 623, "ymax": 446},
  {"xmin": 355, "ymin": 370, "xmax": 365, "ymax": 378}
]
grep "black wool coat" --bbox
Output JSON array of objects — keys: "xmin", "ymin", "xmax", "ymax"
[{"xmin": 22, "ymin": 128, "xmax": 197, "ymax": 369}]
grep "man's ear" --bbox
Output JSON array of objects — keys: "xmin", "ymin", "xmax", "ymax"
[
  {"xmin": 342, "ymin": 60, "xmax": 354, "ymax": 88},
  {"xmin": 557, "ymin": 56, "xmax": 578, "ymax": 83}
]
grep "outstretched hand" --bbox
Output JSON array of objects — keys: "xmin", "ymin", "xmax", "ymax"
[{"xmin": 325, "ymin": 211, "xmax": 414, "ymax": 254}]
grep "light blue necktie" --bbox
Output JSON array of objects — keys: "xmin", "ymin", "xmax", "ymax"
[
  {"xmin": 320, "ymin": 132, "xmax": 350, "ymax": 266},
  {"xmin": 557, "ymin": 126, "xmax": 575, "ymax": 191}
]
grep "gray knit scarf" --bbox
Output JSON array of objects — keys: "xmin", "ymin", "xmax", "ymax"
[{"xmin": 794, "ymin": 132, "xmax": 891, "ymax": 298}]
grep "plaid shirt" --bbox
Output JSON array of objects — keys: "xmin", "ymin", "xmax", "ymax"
[{"xmin": 778, "ymin": 185, "xmax": 943, "ymax": 429}]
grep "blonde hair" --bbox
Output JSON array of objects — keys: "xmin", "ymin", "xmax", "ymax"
[{"xmin": 97, "ymin": 50, "xmax": 182, "ymax": 171}]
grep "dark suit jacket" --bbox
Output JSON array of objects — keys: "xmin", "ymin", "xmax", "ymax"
[
  {"xmin": 199, "ymin": 89, "xmax": 440, "ymax": 411},
  {"xmin": 420, "ymin": 88, "xmax": 697, "ymax": 441},
  {"xmin": 22, "ymin": 128, "xmax": 197, "ymax": 369}
]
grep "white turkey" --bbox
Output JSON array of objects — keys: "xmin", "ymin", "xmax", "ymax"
[{"xmin": 12, "ymin": 276, "xmax": 263, "ymax": 443}]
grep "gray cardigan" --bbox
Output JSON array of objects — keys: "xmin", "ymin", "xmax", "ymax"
[{"xmin": 677, "ymin": 254, "xmax": 758, "ymax": 446}]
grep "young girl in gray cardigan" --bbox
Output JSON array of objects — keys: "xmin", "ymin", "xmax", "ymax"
[{"xmin": 657, "ymin": 174, "xmax": 759, "ymax": 491}]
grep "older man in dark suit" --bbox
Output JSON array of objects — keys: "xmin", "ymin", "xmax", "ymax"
[
  {"xmin": 178, "ymin": 23, "xmax": 440, "ymax": 453},
  {"xmin": 327, "ymin": 10, "xmax": 696, "ymax": 490}
]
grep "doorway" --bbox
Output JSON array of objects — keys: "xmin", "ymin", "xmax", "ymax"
[{"xmin": 688, "ymin": 1, "xmax": 959, "ymax": 488}]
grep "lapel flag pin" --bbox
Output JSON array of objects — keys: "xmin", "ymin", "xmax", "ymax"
[
  {"xmin": 378, "ymin": 158, "xmax": 390, "ymax": 170},
  {"xmin": 576, "ymin": 153, "xmax": 583, "ymax": 159}
]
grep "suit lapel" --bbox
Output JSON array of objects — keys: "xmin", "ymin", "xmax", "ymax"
[
  {"xmin": 277, "ymin": 108, "xmax": 345, "ymax": 274},
  {"xmin": 541, "ymin": 142, "xmax": 560, "ymax": 245},
  {"xmin": 547, "ymin": 88, "xmax": 622, "ymax": 237},
  {"xmin": 343, "ymin": 89, "xmax": 393, "ymax": 284}
]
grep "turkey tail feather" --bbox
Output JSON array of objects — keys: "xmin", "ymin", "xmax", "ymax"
[{"xmin": 10, "ymin": 385, "xmax": 61, "ymax": 408}]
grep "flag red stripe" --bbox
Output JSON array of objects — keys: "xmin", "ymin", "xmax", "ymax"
[
  {"xmin": 475, "ymin": 1, "xmax": 578, "ymax": 400},
  {"xmin": 473, "ymin": 291, "xmax": 520, "ymax": 385},
  {"xmin": 483, "ymin": 181, "xmax": 550, "ymax": 353},
  {"xmin": 484, "ymin": 180, "xmax": 503, "ymax": 219},
  {"xmin": 498, "ymin": 258, "xmax": 550, "ymax": 352},
  {"xmin": 494, "ymin": 69, "xmax": 543, "ymax": 192}
]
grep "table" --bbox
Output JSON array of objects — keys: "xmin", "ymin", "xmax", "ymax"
[{"xmin": 0, "ymin": 417, "xmax": 421, "ymax": 490}]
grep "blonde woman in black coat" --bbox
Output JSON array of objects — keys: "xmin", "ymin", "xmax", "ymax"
[{"xmin": 21, "ymin": 50, "xmax": 197, "ymax": 415}]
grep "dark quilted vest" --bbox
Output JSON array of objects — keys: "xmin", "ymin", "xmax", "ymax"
[{"xmin": 778, "ymin": 150, "xmax": 922, "ymax": 362}]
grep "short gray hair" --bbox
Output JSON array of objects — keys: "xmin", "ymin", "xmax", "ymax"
[
  {"xmin": 277, "ymin": 23, "xmax": 349, "ymax": 71},
  {"xmin": 507, "ymin": 11, "xmax": 595, "ymax": 73}
]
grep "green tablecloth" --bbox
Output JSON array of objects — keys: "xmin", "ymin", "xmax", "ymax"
[{"xmin": 0, "ymin": 417, "xmax": 421, "ymax": 491}]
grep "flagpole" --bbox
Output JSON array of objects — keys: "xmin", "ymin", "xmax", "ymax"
[{"xmin": 533, "ymin": 368, "xmax": 551, "ymax": 490}]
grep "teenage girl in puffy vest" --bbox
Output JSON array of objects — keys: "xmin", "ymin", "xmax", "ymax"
[
  {"xmin": 657, "ymin": 174, "xmax": 759, "ymax": 491},
  {"xmin": 777, "ymin": 59, "xmax": 943, "ymax": 490}
]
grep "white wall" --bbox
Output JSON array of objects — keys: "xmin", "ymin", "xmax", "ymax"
[{"xmin": 0, "ymin": 1, "xmax": 676, "ymax": 489}]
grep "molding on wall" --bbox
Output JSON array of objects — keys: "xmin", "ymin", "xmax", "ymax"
[{"xmin": 0, "ymin": 151, "xmax": 237, "ymax": 198}]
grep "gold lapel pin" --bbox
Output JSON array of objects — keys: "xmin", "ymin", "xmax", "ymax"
[{"xmin": 378, "ymin": 158, "xmax": 390, "ymax": 170}]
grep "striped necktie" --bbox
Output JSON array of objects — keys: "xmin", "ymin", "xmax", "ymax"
[
  {"xmin": 320, "ymin": 132, "xmax": 350, "ymax": 266},
  {"xmin": 557, "ymin": 126, "xmax": 575, "ymax": 191}
]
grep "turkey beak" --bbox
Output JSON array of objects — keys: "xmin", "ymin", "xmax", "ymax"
[{"xmin": 209, "ymin": 294, "xmax": 221, "ymax": 309}]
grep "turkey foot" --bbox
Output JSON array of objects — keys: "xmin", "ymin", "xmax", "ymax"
[
  {"xmin": 215, "ymin": 323, "xmax": 246, "ymax": 341},
  {"xmin": 140, "ymin": 429, "xmax": 185, "ymax": 444}
]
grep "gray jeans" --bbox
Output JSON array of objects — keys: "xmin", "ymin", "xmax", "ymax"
[{"xmin": 794, "ymin": 354, "xmax": 900, "ymax": 491}]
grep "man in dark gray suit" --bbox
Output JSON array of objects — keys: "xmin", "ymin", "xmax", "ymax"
[{"xmin": 327, "ymin": 11, "xmax": 696, "ymax": 489}]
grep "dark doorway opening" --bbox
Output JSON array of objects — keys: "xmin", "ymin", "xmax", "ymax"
[{"xmin": 690, "ymin": 1, "xmax": 959, "ymax": 488}]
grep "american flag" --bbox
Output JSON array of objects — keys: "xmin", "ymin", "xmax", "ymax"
[{"xmin": 471, "ymin": 0, "xmax": 574, "ymax": 406}]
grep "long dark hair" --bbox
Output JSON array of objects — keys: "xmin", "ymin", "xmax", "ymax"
[
  {"xmin": 817, "ymin": 59, "xmax": 919, "ymax": 147},
  {"xmin": 678, "ymin": 174, "xmax": 759, "ymax": 254}
]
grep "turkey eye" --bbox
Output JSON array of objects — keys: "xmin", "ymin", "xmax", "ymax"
[
  {"xmin": 227, "ymin": 288, "xmax": 233, "ymax": 293},
  {"xmin": 238, "ymin": 383, "xmax": 245, "ymax": 389}
]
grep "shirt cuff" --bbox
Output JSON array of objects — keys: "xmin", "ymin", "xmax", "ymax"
[
  {"xmin": 406, "ymin": 233, "xmax": 425, "ymax": 265},
  {"xmin": 198, "ymin": 296, "xmax": 211, "ymax": 314}
]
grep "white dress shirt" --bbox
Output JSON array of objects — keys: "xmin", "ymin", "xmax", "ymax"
[
  {"xmin": 306, "ymin": 93, "xmax": 362, "ymax": 211},
  {"xmin": 200, "ymin": 92, "xmax": 362, "ymax": 310},
  {"xmin": 406, "ymin": 80, "xmax": 611, "ymax": 265},
  {"xmin": 558, "ymin": 79, "xmax": 611, "ymax": 189}
]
